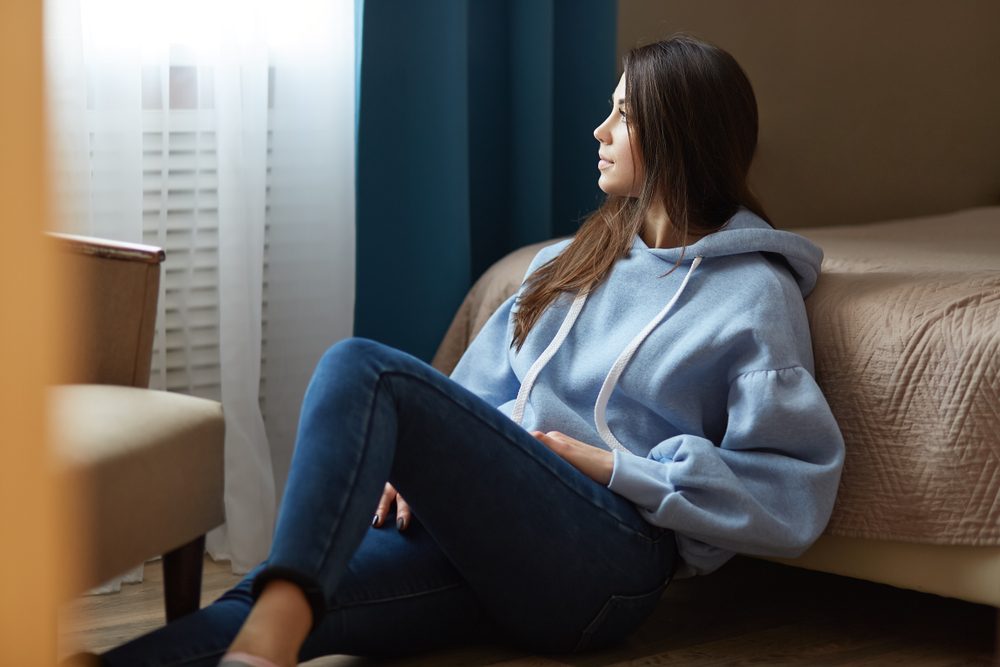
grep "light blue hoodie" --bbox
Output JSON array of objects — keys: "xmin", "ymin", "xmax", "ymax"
[{"xmin": 450, "ymin": 208, "xmax": 845, "ymax": 577}]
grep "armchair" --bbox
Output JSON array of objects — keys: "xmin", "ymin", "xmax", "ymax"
[{"xmin": 49, "ymin": 233, "xmax": 226, "ymax": 622}]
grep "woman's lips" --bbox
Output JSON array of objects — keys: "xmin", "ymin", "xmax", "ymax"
[{"xmin": 598, "ymin": 158, "xmax": 614, "ymax": 170}]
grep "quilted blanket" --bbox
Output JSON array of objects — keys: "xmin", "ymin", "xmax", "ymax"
[{"xmin": 432, "ymin": 207, "xmax": 1000, "ymax": 545}]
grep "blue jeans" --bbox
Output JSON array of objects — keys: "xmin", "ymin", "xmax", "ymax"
[{"xmin": 102, "ymin": 338, "xmax": 677, "ymax": 666}]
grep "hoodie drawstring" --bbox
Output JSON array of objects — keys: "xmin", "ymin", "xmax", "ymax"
[
  {"xmin": 595, "ymin": 255, "xmax": 702, "ymax": 451},
  {"xmin": 512, "ymin": 255, "xmax": 704, "ymax": 453},
  {"xmin": 511, "ymin": 290, "xmax": 588, "ymax": 425}
]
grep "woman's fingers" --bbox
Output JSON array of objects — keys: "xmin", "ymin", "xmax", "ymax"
[
  {"xmin": 529, "ymin": 430, "xmax": 614, "ymax": 485},
  {"xmin": 372, "ymin": 482, "xmax": 396, "ymax": 528},
  {"xmin": 531, "ymin": 430, "xmax": 565, "ymax": 453},
  {"xmin": 372, "ymin": 482, "xmax": 411, "ymax": 531},
  {"xmin": 395, "ymin": 493, "xmax": 411, "ymax": 531}
]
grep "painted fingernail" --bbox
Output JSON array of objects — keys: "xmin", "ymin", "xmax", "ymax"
[
  {"xmin": 397, "ymin": 517, "xmax": 405, "ymax": 531},
  {"xmin": 372, "ymin": 514, "xmax": 380, "ymax": 527}
]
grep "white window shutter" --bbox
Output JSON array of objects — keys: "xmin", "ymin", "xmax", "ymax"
[{"xmin": 142, "ymin": 94, "xmax": 271, "ymax": 407}]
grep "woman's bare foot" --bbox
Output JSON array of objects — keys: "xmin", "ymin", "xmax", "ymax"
[{"xmin": 226, "ymin": 579, "xmax": 312, "ymax": 667}]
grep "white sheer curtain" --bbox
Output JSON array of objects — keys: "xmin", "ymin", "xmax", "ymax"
[{"xmin": 46, "ymin": 0, "xmax": 356, "ymax": 588}]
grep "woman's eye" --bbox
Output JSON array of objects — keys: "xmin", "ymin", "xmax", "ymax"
[{"xmin": 618, "ymin": 109, "xmax": 628, "ymax": 122}]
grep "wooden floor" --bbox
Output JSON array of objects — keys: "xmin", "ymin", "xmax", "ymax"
[{"xmin": 59, "ymin": 555, "xmax": 997, "ymax": 666}]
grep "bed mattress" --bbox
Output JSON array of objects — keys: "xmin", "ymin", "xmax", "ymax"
[{"xmin": 798, "ymin": 207, "xmax": 1000, "ymax": 545}]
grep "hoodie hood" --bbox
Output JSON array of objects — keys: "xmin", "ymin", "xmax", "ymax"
[{"xmin": 634, "ymin": 208, "xmax": 824, "ymax": 297}]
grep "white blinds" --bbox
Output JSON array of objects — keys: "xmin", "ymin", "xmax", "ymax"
[
  {"xmin": 143, "ymin": 121, "xmax": 224, "ymax": 400},
  {"xmin": 140, "ymin": 90, "xmax": 271, "ymax": 408}
]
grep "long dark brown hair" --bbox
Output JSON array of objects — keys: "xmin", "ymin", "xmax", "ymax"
[{"xmin": 512, "ymin": 34, "xmax": 769, "ymax": 351}]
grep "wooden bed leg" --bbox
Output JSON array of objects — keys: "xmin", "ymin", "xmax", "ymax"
[{"xmin": 163, "ymin": 535, "xmax": 205, "ymax": 623}]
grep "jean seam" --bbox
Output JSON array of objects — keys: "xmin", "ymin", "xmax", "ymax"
[
  {"xmin": 307, "ymin": 367, "xmax": 390, "ymax": 587},
  {"xmin": 381, "ymin": 369, "xmax": 663, "ymax": 545},
  {"xmin": 333, "ymin": 581, "xmax": 466, "ymax": 610},
  {"xmin": 572, "ymin": 578, "xmax": 671, "ymax": 653}
]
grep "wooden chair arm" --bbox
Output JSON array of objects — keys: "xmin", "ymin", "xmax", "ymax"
[
  {"xmin": 48, "ymin": 233, "xmax": 165, "ymax": 387},
  {"xmin": 49, "ymin": 232, "xmax": 165, "ymax": 264}
]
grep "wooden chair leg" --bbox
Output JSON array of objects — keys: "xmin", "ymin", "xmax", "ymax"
[{"xmin": 163, "ymin": 535, "xmax": 205, "ymax": 623}]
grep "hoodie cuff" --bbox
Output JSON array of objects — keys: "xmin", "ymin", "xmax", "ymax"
[{"xmin": 607, "ymin": 448, "xmax": 678, "ymax": 511}]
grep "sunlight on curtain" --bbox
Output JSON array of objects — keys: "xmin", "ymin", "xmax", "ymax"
[{"xmin": 45, "ymin": 0, "xmax": 356, "ymax": 585}]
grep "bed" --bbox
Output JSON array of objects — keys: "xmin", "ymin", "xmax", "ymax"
[{"xmin": 432, "ymin": 206, "xmax": 1000, "ymax": 608}]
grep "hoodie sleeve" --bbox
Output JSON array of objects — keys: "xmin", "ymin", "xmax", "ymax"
[
  {"xmin": 448, "ymin": 291, "xmax": 520, "ymax": 407},
  {"xmin": 607, "ymin": 365, "xmax": 844, "ymax": 573}
]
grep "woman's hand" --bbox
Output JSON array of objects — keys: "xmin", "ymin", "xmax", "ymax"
[
  {"xmin": 531, "ymin": 430, "xmax": 614, "ymax": 486},
  {"xmin": 372, "ymin": 482, "xmax": 411, "ymax": 531}
]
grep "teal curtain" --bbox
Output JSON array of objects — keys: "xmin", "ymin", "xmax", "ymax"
[{"xmin": 355, "ymin": 0, "xmax": 617, "ymax": 361}]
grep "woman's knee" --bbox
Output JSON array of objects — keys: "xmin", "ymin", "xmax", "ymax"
[
  {"xmin": 321, "ymin": 336, "xmax": 387, "ymax": 363},
  {"xmin": 315, "ymin": 338, "xmax": 430, "ymax": 389},
  {"xmin": 314, "ymin": 337, "xmax": 395, "ymax": 380}
]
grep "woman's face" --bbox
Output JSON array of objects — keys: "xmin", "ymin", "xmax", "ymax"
[{"xmin": 593, "ymin": 72, "xmax": 644, "ymax": 197}]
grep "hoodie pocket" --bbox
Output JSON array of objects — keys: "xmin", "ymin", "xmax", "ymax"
[{"xmin": 573, "ymin": 577, "xmax": 670, "ymax": 653}]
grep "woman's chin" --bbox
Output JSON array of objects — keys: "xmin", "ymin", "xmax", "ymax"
[
  {"xmin": 596, "ymin": 176, "xmax": 618, "ymax": 195},
  {"xmin": 597, "ymin": 181, "xmax": 630, "ymax": 197}
]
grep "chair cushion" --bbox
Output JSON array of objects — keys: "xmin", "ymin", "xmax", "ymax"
[{"xmin": 49, "ymin": 385, "xmax": 225, "ymax": 590}]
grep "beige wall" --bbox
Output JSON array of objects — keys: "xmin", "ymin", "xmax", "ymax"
[
  {"xmin": 0, "ymin": 0, "xmax": 78, "ymax": 663},
  {"xmin": 617, "ymin": 0, "xmax": 1000, "ymax": 228}
]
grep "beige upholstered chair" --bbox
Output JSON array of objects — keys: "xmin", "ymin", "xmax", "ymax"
[{"xmin": 49, "ymin": 233, "xmax": 226, "ymax": 622}]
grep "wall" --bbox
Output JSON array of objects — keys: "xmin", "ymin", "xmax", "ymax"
[{"xmin": 617, "ymin": 0, "xmax": 1000, "ymax": 228}]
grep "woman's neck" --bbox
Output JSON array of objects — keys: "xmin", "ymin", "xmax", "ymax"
[{"xmin": 640, "ymin": 200, "xmax": 703, "ymax": 249}]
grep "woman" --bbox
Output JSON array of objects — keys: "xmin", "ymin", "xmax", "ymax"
[{"xmin": 94, "ymin": 34, "xmax": 844, "ymax": 667}]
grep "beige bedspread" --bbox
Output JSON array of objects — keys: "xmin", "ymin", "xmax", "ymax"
[{"xmin": 433, "ymin": 207, "xmax": 1000, "ymax": 546}]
